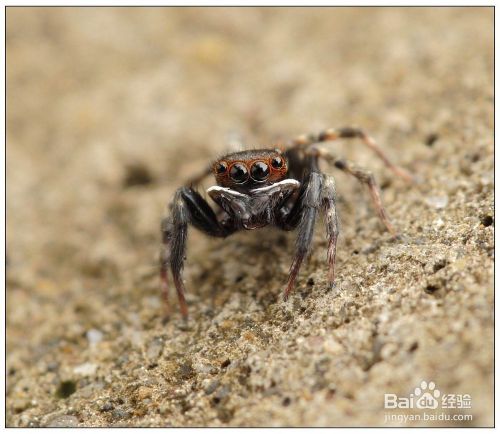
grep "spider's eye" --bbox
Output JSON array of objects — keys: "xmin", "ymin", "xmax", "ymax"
[
  {"xmin": 215, "ymin": 161, "xmax": 228, "ymax": 174},
  {"xmin": 229, "ymin": 163, "xmax": 249, "ymax": 183},
  {"xmin": 271, "ymin": 156, "xmax": 284, "ymax": 169},
  {"xmin": 250, "ymin": 161, "xmax": 270, "ymax": 181}
]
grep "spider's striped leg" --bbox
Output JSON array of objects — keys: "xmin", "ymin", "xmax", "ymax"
[
  {"xmin": 281, "ymin": 171, "xmax": 339, "ymax": 297},
  {"xmin": 274, "ymin": 154, "xmax": 323, "ymax": 300},
  {"xmin": 283, "ymin": 176, "xmax": 320, "ymax": 300},
  {"xmin": 313, "ymin": 146, "xmax": 398, "ymax": 236},
  {"xmin": 291, "ymin": 127, "xmax": 413, "ymax": 183},
  {"xmin": 321, "ymin": 175, "xmax": 339, "ymax": 285}
]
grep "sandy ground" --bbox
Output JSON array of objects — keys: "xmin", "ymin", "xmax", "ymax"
[{"xmin": 6, "ymin": 7, "xmax": 493, "ymax": 427}]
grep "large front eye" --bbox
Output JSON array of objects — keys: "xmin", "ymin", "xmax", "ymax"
[
  {"xmin": 229, "ymin": 163, "xmax": 249, "ymax": 183},
  {"xmin": 250, "ymin": 161, "xmax": 270, "ymax": 181}
]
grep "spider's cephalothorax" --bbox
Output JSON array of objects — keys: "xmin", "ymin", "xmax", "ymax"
[
  {"xmin": 213, "ymin": 149, "xmax": 289, "ymax": 190},
  {"xmin": 160, "ymin": 127, "xmax": 413, "ymax": 319},
  {"xmin": 208, "ymin": 149, "xmax": 298, "ymax": 230}
]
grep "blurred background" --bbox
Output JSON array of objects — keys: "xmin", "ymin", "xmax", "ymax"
[{"xmin": 7, "ymin": 7, "xmax": 493, "ymax": 427}]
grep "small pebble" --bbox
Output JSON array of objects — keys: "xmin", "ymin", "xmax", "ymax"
[
  {"xmin": 100, "ymin": 402, "xmax": 114, "ymax": 412},
  {"xmin": 425, "ymin": 195, "xmax": 448, "ymax": 209},
  {"xmin": 434, "ymin": 218, "xmax": 445, "ymax": 229},
  {"xmin": 323, "ymin": 338, "xmax": 344, "ymax": 355},
  {"xmin": 12, "ymin": 397, "xmax": 31, "ymax": 413},
  {"xmin": 203, "ymin": 379, "xmax": 220, "ymax": 395},
  {"xmin": 19, "ymin": 414, "xmax": 39, "ymax": 427},
  {"xmin": 136, "ymin": 386, "xmax": 152, "ymax": 400},
  {"xmin": 178, "ymin": 362, "xmax": 196, "ymax": 380},
  {"xmin": 425, "ymin": 132, "xmax": 439, "ymax": 146},
  {"xmin": 193, "ymin": 362, "xmax": 217, "ymax": 374},
  {"xmin": 73, "ymin": 363, "xmax": 97, "ymax": 376},
  {"xmin": 46, "ymin": 362, "xmax": 59, "ymax": 372},
  {"xmin": 111, "ymin": 409, "xmax": 130, "ymax": 420},
  {"xmin": 146, "ymin": 337, "xmax": 164, "ymax": 360},
  {"xmin": 86, "ymin": 329, "xmax": 103, "ymax": 345},
  {"xmin": 159, "ymin": 403, "xmax": 170, "ymax": 415},
  {"xmin": 46, "ymin": 415, "xmax": 79, "ymax": 427},
  {"xmin": 213, "ymin": 385, "xmax": 231, "ymax": 401},
  {"xmin": 480, "ymin": 215, "xmax": 493, "ymax": 227},
  {"xmin": 56, "ymin": 380, "xmax": 77, "ymax": 398},
  {"xmin": 143, "ymin": 296, "xmax": 161, "ymax": 308}
]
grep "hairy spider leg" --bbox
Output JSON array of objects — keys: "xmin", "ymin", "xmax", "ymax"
[
  {"xmin": 161, "ymin": 187, "xmax": 234, "ymax": 319},
  {"xmin": 312, "ymin": 145, "xmax": 398, "ymax": 236},
  {"xmin": 278, "ymin": 169, "xmax": 340, "ymax": 298},
  {"xmin": 272, "ymin": 153, "xmax": 325, "ymax": 300},
  {"xmin": 291, "ymin": 127, "xmax": 414, "ymax": 183},
  {"xmin": 160, "ymin": 218, "xmax": 172, "ymax": 317},
  {"xmin": 321, "ymin": 175, "xmax": 339, "ymax": 284}
]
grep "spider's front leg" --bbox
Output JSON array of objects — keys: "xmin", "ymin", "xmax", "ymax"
[
  {"xmin": 160, "ymin": 187, "xmax": 234, "ymax": 319},
  {"xmin": 277, "ymin": 157, "xmax": 339, "ymax": 299}
]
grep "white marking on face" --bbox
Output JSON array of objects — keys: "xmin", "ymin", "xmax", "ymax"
[
  {"xmin": 206, "ymin": 186, "xmax": 248, "ymax": 197},
  {"xmin": 250, "ymin": 179, "xmax": 300, "ymax": 194}
]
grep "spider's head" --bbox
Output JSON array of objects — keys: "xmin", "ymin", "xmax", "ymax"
[{"xmin": 212, "ymin": 149, "xmax": 288, "ymax": 192}]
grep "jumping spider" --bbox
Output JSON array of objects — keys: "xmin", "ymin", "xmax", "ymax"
[{"xmin": 161, "ymin": 127, "xmax": 412, "ymax": 318}]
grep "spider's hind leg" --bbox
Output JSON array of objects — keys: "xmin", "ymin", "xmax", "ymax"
[
  {"xmin": 290, "ymin": 127, "xmax": 413, "ymax": 183},
  {"xmin": 313, "ymin": 146, "xmax": 398, "ymax": 236}
]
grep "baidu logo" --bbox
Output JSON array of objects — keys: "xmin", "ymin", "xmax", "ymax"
[
  {"xmin": 385, "ymin": 380, "xmax": 440, "ymax": 409},
  {"xmin": 414, "ymin": 381, "xmax": 440, "ymax": 409},
  {"xmin": 384, "ymin": 380, "xmax": 473, "ymax": 424}
]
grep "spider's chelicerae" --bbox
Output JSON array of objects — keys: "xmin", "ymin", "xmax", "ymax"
[{"xmin": 160, "ymin": 127, "xmax": 412, "ymax": 318}]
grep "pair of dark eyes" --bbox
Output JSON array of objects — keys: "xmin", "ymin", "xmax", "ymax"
[{"xmin": 216, "ymin": 157, "xmax": 284, "ymax": 183}]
